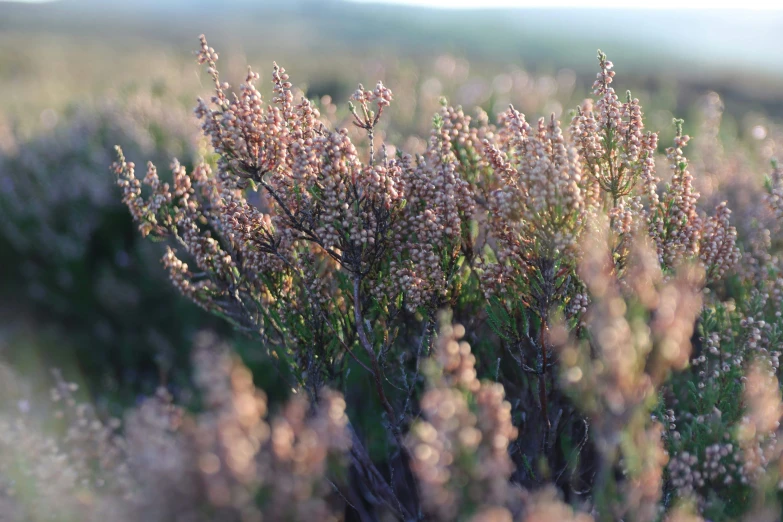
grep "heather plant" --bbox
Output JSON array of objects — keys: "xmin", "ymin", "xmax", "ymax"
[
  {"xmin": 95, "ymin": 35, "xmax": 783, "ymax": 521},
  {"xmin": 0, "ymin": 332, "xmax": 350, "ymax": 522},
  {"xmin": 407, "ymin": 312, "xmax": 520, "ymax": 520},
  {"xmin": 559, "ymin": 226, "xmax": 703, "ymax": 521},
  {"xmin": 687, "ymin": 92, "xmax": 780, "ymax": 291},
  {"xmin": 0, "ymin": 93, "xmax": 234, "ymax": 397},
  {"xmin": 0, "ymin": 94, "xmax": 198, "ymax": 272},
  {"xmin": 642, "ymin": 155, "xmax": 783, "ymax": 520}
]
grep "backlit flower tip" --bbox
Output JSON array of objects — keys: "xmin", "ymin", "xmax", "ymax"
[
  {"xmin": 740, "ymin": 362, "xmax": 783, "ymax": 440},
  {"xmin": 143, "ymin": 161, "xmax": 160, "ymax": 191},
  {"xmin": 592, "ymin": 50, "xmax": 616, "ymax": 96},
  {"xmin": 487, "ymin": 111, "xmax": 585, "ymax": 259},
  {"xmin": 764, "ymin": 160, "xmax": 783, "ymax": 220},
  {"xmin": 569, "ymin": 100, "xmax": 602, "ymax": 161},
  {"xmin": 161, "ymin": 247, "xmax": 196, "ymax": 298},
  {"xmin": 112, "ymin": 152, "xmax": 144, "ymax": 221},
  {"xmin": 434, "ymin": 321, "xmax": 480, "ymax": 392},
  {"xmin": 482, "ymin": 139, "xmax": 515, "ymax": 181},
  {"xmin": 639, "ymin": 132, "xmax": 659, "ymax": 203},
  {"xmin": 196, "ymin": 34, "xmax": 218, "ymax": 66},
  {"xmin": 521, "ymin": 487, "xmax": 595, "ymax": 522},
  {"xmin": 653, "ymin": 122, "xmax": 702, "ymax": 268},
  {"xmin": 608, "ymin": 203, "xmax": 635, "ymax": 236},
  {"xmin": 699, "ymin": 201, "xmax": 740, "ymax": 282},
  {"xmin": 618, "ymin": 93, "xmax": 645, "ymax": 164},
  {"xmin": 271, "ymin": 62, "xmax": 292, "ymax": 91},
  {"xmin": 351, "ymin": 83, "xmax": 372, "ymax": 104},
  {"xmin": 372, "ymin": 81, "xmax": 393, "ymax": 108}
]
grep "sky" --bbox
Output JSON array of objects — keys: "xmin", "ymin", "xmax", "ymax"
[
  {"xmin": 2, "ymin": 0, "xmax": 781, "ymax": 6},
  {"xmin": 351, "ymin": 0, "xmax": 783, "ymax": 8}
]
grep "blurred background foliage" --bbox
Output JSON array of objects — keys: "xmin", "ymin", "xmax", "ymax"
[{"xmin": 0, "ymin": 0, "xmax": 781, "ymax": 411}]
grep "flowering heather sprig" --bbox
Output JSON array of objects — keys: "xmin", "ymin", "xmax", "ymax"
[
  {"xmin": 0, "ymin": 334, "xmax": 351, "ymax": 521},
  {"xmin": 192, "ymin": 35, "xmax": 405, "ymax": 279},
  {"xmin": 699, "ymin": 201, "xmax": 740, "ymax": 282},
  {"xmin": 188, "ymin": 332, "xmax": 350, "ymax": 521},
  {"xmin": 736, "ymin": 223, "xmax": 774, "ymax": 286},
  {"xmin": 641, "ymin": 120, "xmax": 740, "ymax": 281},
  {"xmin": 374, "ymin": 102, "xmax": 488, "ymax": 312},
  {"xmin": 113, "ymin": 151, "xmax": 251, "ymax": 316},
  {"xmin": 559, "ymin": 225, "xmax": 703, "ymax": 521},
  {"xmin": 568, "ymin": 54, "xmax": 740, "ymax": 282},
  {"xmin": 407, "ymin": 316, "xmax": 518, "ymax": 521},
  {"xmin": 764, "ymin": 159, "xmax": 783, "ymax": 222},
  {"xmin": 351, "ymin": 81, "xmax": 393, "ymax": 111},
  {"xmin": 486, "ymin": 111, "xmax": 584, "ymax": 261},
  {"xmin": 436, "ymin": 102, "xmax": 496, "ymax": 198},
  {"xmin": 389, "ymin": 107, "xmax": 476, "ymax": 311},
  {"xmin": 650, "ymin": 120, "xmax": 701, "ymax": 267},
  {"xmin": 115, "ymin": 133, "xmax": 345, "ymax": 395},
  {"xmin": 350, "ymin": 81, "xmax": 393, "ymax": 155},
  {"xmin": 0, "ymin": 366, "xmax": 136, "ymax": 521},
  {"xmin": 479, "ymin": 110, "xmax": 586, "ymax": 333},
  {"xmin": 569, "ymin": 51, "xmax": 658, "ymax": 213}
]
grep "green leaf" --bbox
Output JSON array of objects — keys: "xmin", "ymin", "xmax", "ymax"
[{"xmin": 487, "ymin": 296, "xmax": 512, "ymax": 341}]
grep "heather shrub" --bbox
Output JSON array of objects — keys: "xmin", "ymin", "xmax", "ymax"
[
  {"xmin": 0, "ymin": 333, "xmax": 349, "ymax": 521},
  {"xmin": 105, "ymin": 35, "xmax": 756, "ymax": 520},
  {"xmin": 6, "ymin": 33, "xmax": 783, "ymax": 521},
  {"xmin": 0, "ymin": 94, "xmax": 231, "ymax": 397}
]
